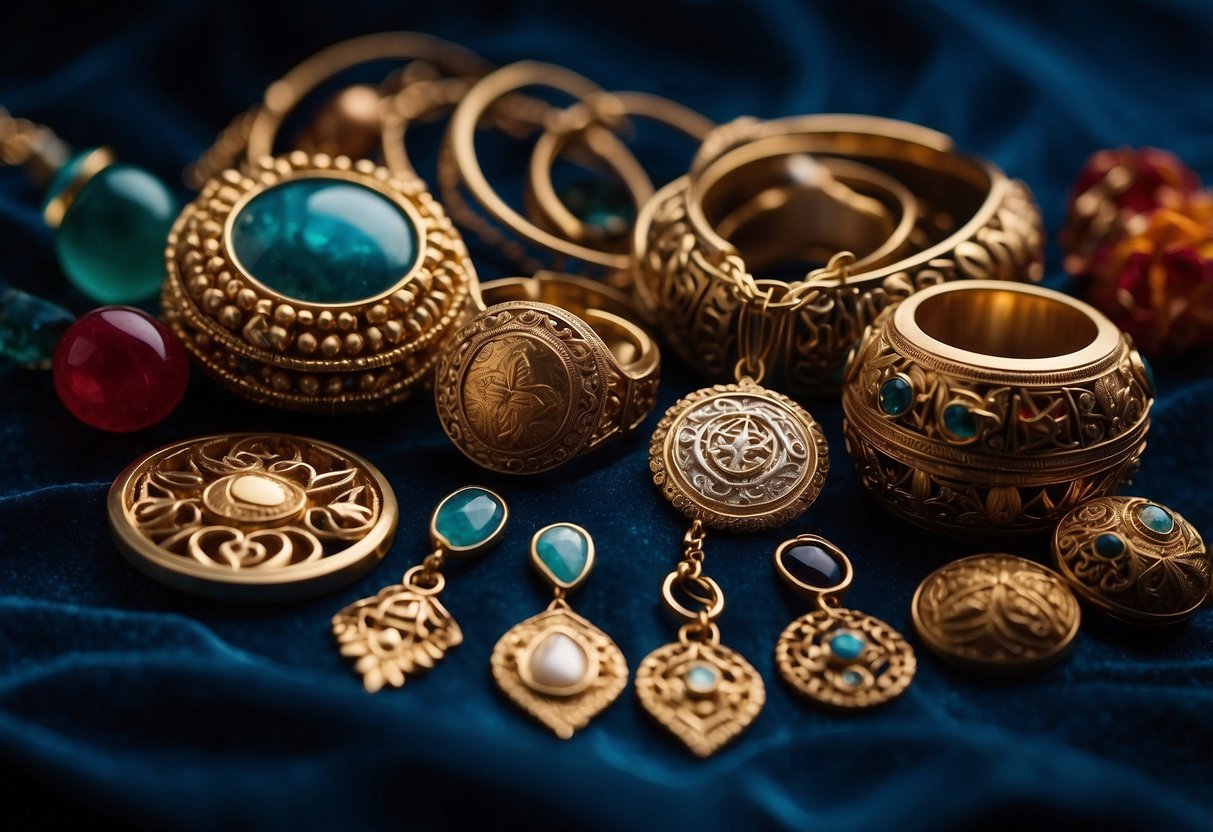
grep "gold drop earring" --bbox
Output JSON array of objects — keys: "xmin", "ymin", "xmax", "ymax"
[{"xmin": 491, "ymin": 523, "xmax": 628, "ymax": 738}]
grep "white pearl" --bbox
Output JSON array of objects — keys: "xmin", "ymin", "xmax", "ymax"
[
  {"xmin": 528, "ymin": 632, "xmax": 588, "ymax": 689},
  {"xmin": 231, "ymin": 475, "xmax": 287, "ymax": 507}
]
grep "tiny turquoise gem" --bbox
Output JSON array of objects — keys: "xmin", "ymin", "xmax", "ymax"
[
  {"xmin": 879, "ymin": 376, "xmax": 913, "ymax": 416},
  {"xmin": 55, "ymin": 163, "xmax": 177, "ymax": 304},
  {"xmin": 1094, "ymin": 533, "xmax": 1125, "ymax": 558},
  {"xmin": 943, "ymin": 403, "xmax": 978, "ymax": 439},
  {"xmin": 1138, "ymin": 503, "xmax": 1174, "ymax": 535},
  {"xmin": 559, "ymin": 180, "xmax": 636, "ymax": 236},
  {"xmin": 841, "ymin": 669, "xmax": 864, "ymax": 687},
  {"xmin": 433, "ymin": 488, "xmax": 506, "ymax": 550},
  {"xmin": 828, "ymin": 631, "xmax": 866, "ymax": 663},
  {"xmin": 230, "ymin": 179, "xmax": 417, "ymax": 303},
  {"xmin": 0, "ymin": 286, "xmax": 75, "ymax": 368},
  {"xmin": 534, "ymin": 524, "xmax": 591, "ymax": 586},
  {"xmin": 685, "ymin": 663, "xmax": 719, "ymax": 694},
  {"xmin": 1140, "ymin": 354, "xmax": 1156, "ymax": 395}
]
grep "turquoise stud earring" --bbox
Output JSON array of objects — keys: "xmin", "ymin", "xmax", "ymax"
[
  {"xmin": 491, "ymin": 523, "xmax": 627, "ymax": 738},
  {"xmin": 332, "ymin": 487, "xmax": 508, "ymax": 692}
]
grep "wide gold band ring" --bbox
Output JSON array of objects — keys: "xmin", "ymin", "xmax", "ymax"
[
  {"xmin": 435, "ymin": 273, "xmax": 660, "ymax": 474},
  {"xmin": 633, "ymin": 114, "xmax": 1045, "ymax": 396},
  {"xmin": 842, "ymin": 280, "xmax": 1155, "ymax": 536}
]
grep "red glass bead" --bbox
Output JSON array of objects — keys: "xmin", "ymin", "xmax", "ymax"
[{"xmin": 53, "ymin": 306, "xmax": 189, "ymax": 432}]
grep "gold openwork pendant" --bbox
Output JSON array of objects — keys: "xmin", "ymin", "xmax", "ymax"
[
  {"xmin": 635, "ymin": 633, "xmax": 765, "ymax": 758},
  {"xmin": 491, "ymin": 523, "xmax": 627, "ymax": 738},
  {"xmin": 491, "ymin": 603, "xmax": 627, "ymax": 738},
  {"xmin": 332, "ymin": 573, "xmax": 463, "ymax": 693}
]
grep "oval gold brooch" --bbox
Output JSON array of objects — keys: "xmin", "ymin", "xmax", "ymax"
[{"xmin": 108, "ymin": 433, "xmax": 398, "ymax": 600}]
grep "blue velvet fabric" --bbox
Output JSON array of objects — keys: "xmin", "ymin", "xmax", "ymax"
[{"xmin": 2, "ymin": 1, "xmax": 1212, "ymax": 828}]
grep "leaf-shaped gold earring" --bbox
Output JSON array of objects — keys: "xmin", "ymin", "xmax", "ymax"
[
  {"xmin": 491, "ymin": 524, "xmax": 628, "ymax": 738},
  {"xmin": 332, "ymin": 487, "xmax": 508, "ymax": 692}
]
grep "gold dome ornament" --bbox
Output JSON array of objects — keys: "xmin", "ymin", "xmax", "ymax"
[
  {"xmin": 490, "ymin": 524, "xmax": 628, "ymax": 738},
  {"xmin": 108, "ymin": 434, "xmax": 398, "ymax": 600},
  {"xmin": 911, "ymin": 554, "xmax": 1082, "ymax": 674},
  {"xmin": 162, "ymin": 152, "xmax": 479, "ymax": 412},
  {"xmin": 1052, "ymin": 497, "xmax": 1210, "ymax": 625}
]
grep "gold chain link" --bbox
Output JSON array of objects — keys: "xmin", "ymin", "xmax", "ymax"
[{"xmin": 0, "ymin": 108, "xmax": 69, "ymax": 181}]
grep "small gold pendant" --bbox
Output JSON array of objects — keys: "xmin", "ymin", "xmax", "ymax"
[
  {"xmin": 773, "ymin": 535, "xmax": 915, "ymax": 709},
  {"xmin": 635, "ymin": 630, "xmax": 765, "ymax": 758},
  {"xmin": 491, "ymin": 524, "xmax": 627, "ymax": 738},
  {"xmin": 332, "ymin": 486, "xmax": 508, "ymax": 692}
]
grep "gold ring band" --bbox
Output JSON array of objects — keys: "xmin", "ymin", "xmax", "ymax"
[
  {"xmin": 435, "ymin": 273, "xmax": 660, "ymax": 473},
  {"xmin": 843, "ymin": 280, "xmax": 1154, "ymax": 535}
]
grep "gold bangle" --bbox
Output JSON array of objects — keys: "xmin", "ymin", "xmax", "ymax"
[
  {"xmin": 163, "ymin": 152, "xmax": 478, "ymax": 412},
  {"xmin": 842, "ymin": 280, "xmax": 1154, "ymax": 536},
  {"xmin": 435, "ymin": 272, "xmax": 660, "ymax": 474},
  {"xmin": 633, "ymin": 114, "xmax": 1044, "ymax": 396}
]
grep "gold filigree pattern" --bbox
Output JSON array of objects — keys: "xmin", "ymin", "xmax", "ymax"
[
  {"xmin": 635, "ymin": 636, "xmax": 765, "ymax": 757},
  {"xmin": 491, "ymin": 604, "xmax": 628, "ymax": 738},
  {"xmin": 650, "ymin": 380, "xmax": 829, "ymax": 531},
  {"xmin": 332, "ymin": 577, "xmax": 462, "ymax": 693},
  {"xmin": 912, "ymin": 554, "xmax": 1081, "ymax": 673},
  {"xmin": 462, "ymin": 336, "xmax": 568, "ymax": 450},
  {"xmin": 775, "ymin": 608, "xmax": 916, "ymax": 709},
  {"xmin": 1052, "ymin": 497, "xmax": 1209, "ymax": 624}
]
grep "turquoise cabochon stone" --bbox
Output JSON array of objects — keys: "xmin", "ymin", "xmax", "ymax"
[
  {"xmin": 533, "ymin": 524, "xmax": 591, "ymax": 586},
  {"xmin": 230, "ymin": 178, "xmax": 417, "ymax": 303},
  {"xmin": 433, "ymin": 488, "xmax": 506, "ymax": 550}
]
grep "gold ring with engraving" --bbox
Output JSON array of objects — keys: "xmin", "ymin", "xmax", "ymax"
[
  {"xmin": 163, "ymin": 151, "xmax": 478, "ymax": 412},
  {"xmin": 633, "ymin": 114, "xmax": 1045, "ymax": 396},
  {"xmin": 843, "ymin": 280, "xmax": 1154, "ymax": 536},
  {"xmin": 108, "ymin": 433, "xmax": 398, "ymax": 600},
  {"xmin": 435, "ymin": 272, "xmax": 660, "ymax": 474},
  {"xmin": 441, "ymin": 60, "xmax": 713, "ymax": 278}
]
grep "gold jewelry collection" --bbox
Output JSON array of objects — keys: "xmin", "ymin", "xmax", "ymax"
[{"xmin": 6, "ymin": 31, "xmax": 1209, "ymax": 758}]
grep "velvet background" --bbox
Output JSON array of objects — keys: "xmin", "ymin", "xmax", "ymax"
[{"xmin": 2, "ymin": 1, "xmax": 1212, "ymax": 829}]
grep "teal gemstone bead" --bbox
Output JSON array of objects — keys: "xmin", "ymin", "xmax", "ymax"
[
  {"xmin": 684, "ymin": 663, "xmax": 720, "ymax": 694},
  {"xmin": 879, "ymin": 376, "xmax": 913, "ymax": 416},
  {"xmin": 943, "ymin": 403, "xmax": 978, "ymax": 439},
  {"xmin": 828, "ymin": 631, "xmax": 866, "ymax": 662},
  {"xmin": 41, "ymin": 148, "xmax": 97, "ymax": 215},
  {"xmin": 1138, "ymin": 503, "xmax": 1174, "ymax": 535},
  {"xmin": 533, "ymin": 524, "xmax": 591, "ymax": 586},
  {"xmin": 0, "ymin": 286, "xmax": 75, "ymax": 367},
  {"xmin": 841, "ymin": 669, "xmax": 864, "ymax": 687},
  {"xmin": 1140, "ymin": 353, "xmax": 1156, "ymax": 395},
  {"xmin": 54, "ymin": 163, "xmax": 177, "ymax": 304},
  {"xmin": 432, "ymin": 487, "xmax": 506, "ymax": 550},
  {"xmin": 230, "ymin": 179, "xmax": 416, "ymax": 303},
  {"xmin": 1094, "ymin": 533, "xmax": 1125, "ymax": 558}
]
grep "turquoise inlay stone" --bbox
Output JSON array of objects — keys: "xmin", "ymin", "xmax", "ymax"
[
  {"xmin": 0, "ymin": 286, "xmax": 74, "ymax": 367},
  {"xmin": 433, "ymin": 488, "xmax": 506, "ymax": 549},
  {"xmin": 55, "ymin": 163, "xmax": 177, "ymax": 304},
  {"xmin": 1140, "ymin": 353, "xmax": 1156, "ymax": 395},
  {"xmin": 230, "ymin": 179, "xmax": 417, "ymax": 303},
  {"xmin": 1138, "ymin": 503, "xmax": 1174, "ymax": 535},
  {"xmin": 879, "ymin": 376, "xmax": 913, "ymax": 416},
  {"xmin": 841, "ymin": 669, "xmax": 863, "ymax": 687},
  {"xmin": 943, "ymin": 403, "xmax": 978, "ymax": 439},
  {"xmin": 41, "ymin": 147, "xmax": 97, "ymax": 214},
  {"xmin": 685, "ymin": 663, "xmax": 719, "ymax": 694},
  {"xmin": 534, "ymin": 524, "xmax": 591, "ymax": 586},
  {"xmin": 828, "ymin": 631, "xmax": 866, "ymax": 662},
  {"xmin": 560, "ymin": 180, "xmax": 636, "ymax": 235},
  {"xmin": 1094, "ymin": 533, "xmax": 1126, "ymax": 558}
]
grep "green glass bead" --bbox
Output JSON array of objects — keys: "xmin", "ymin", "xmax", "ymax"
[
  {"xmin": 879, "ymin": 376, "xmax": 913, "ymax": 416},
  {"xmin": 432, "ymin": 487, "xmax": 506, "ymax": 551},
  {"xmin": 54, "ymin": 163, "xmax": 177, "ymax": 304},
  {"xmin": 533, "ymin": 524, "xmax": 591, "ymax": 587},
  {"xmin": 230, "ymin": 179, "xmax": 417, "ymax": 303},
  {"xmin": 943, "ymin": 403, "xmax": 978, "ymax": 439},
  {"xmin": 0, "ymin": 286, "xmax": 75, "ymax": 368}
]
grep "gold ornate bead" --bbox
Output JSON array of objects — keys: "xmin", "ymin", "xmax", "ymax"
[
  {"xmin": 843, "ymin": 280, "xmax": 1153, "ymax": 536},
  {"xmin": 1052, "ymin": 496, "xmax": 1209, "ymax": 625},
  {"xmin": 108, "ymin": 434, "xmax": 398, "ymax": 600},
  {"xmin": 912, "ymin": 554, "xmax": 1081, "ymax": 674}
]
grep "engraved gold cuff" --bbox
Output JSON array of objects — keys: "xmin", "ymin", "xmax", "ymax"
[
  {"xmin": 162, "ymin": 152, "xmax": 478, "ymax": 412},
  {"xmin": 633, "ymin": 114, "xmax": 1045, "ymax": 396},
  {"xmin": 842, "ymin": 280, "xmax": 1155, "ymax": 536},
  {"xmin": 435, "ymin": 273, "xmax": 660, "ymax": 474}
]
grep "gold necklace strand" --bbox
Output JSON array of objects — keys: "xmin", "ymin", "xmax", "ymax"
[{"xmin": 0, "ymin": 107, "xmax": 68, "ymax": 183}]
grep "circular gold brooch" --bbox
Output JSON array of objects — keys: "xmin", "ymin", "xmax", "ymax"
[
  {"xmin": 649, "ymin": 379, "xmax": 829, "ymax": 531},
  {"xmin": 911, "ymin": 554, "xmax": 1081, "ymax": 673},
  {"xmin": 1052, "ymin": 496, "xmax": 1209, "ymax": 625},
  {"xmin": 108, "ymin": 434, "xmax": 398, "ymax": 600}
]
